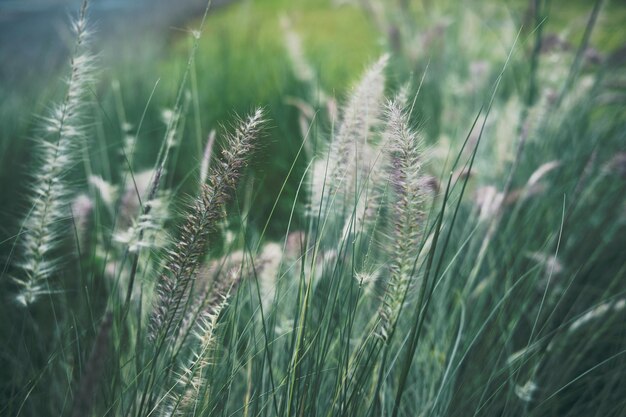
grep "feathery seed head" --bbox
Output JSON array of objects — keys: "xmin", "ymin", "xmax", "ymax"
[
  {"xmin": 71, "ymin": 193, "xmax": 93, "ymax": 251},
  {"xmin": 309, "ymin": 55, "xmax": 388, "ymax": 221},
  {"xmin": 332, "ymin": 54, "xmax": 388, "ymax": 167},
  {"xmin": 160, "ymin": 296, "xmax": 230, "ymax": 417},
  {"xmin": 148, "ymin": 109, "xmax": 265, "ymax": 342},
  {"xmin": 257, "ymin": 242, "xmax": 283, "ymax": 312},
  {"xmin": 14, "ymin": 0, "xmax": 96, "ymax": 306},
  {"xmin": 514, "ymin": 380, "xmax": 539, "ymax": 403},
  {"xmin": 376, "ymin": 95, "xmax": 428, "ymax": 342},
  {"xmin": 281, "ymin": 15, "xmax": 316, "ymax": 83}
]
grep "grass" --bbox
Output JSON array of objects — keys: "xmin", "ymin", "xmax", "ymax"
[{"xmin": 0, "ymin": 0, "xmax": 625, "ymax": 416}]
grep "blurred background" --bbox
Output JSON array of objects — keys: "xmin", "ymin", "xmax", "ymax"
[
  {"xmin": 1, "ymin": 0, "xmax": 625, "ymax": 238},
  {"xmin": 0, "ymin": 0, "xmax": 234, "ymax": 83}
]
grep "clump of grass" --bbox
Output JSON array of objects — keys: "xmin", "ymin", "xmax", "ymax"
[{"xmin": 1, "ymin": 1, "xmax": 625, "ymax": 416}]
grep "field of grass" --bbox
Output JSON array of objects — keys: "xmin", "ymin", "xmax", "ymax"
[{"xmin": 0, "ymin": 0, "xmax": 625, "ymax": 416}]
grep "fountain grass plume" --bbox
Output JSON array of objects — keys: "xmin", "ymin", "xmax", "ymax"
[
  {"xmin": 330, "ymin": 54, "xmax": 388, "ymax": 171},
  {"xmin": 13, "ymin": 0, "xmax": 95, "ymax": 306},
  {"xmin": 377, "ymin": 96, "xmax": 427, "ymax": 342},
  {"xmin": 160, "ymin": 292, "xmax": 231, "ymax": 417},
  {"xmin": 149, "ymin": 108, "xmax": 265, "ymax": 342},
  {"xmin": 310, "ymin": 55, "xmax": 388, "ymax": 218}
]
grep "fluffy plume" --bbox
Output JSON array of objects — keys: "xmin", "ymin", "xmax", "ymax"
[
  {"xmin": 149, "ymin": 109, "xmax": 265, "ymax": 342},
  {"xmin": 89, "ymin": 175, "xmax": 118, "ymax": 209},
  {"xmin": 177, "ymin": 254, "xmax": 246, "ymax": 344},
  {"xmin": 330, "ymin": 54, "xmax": 387, "ymax": 181},
  {"xmin": 568, "ymin": 298, "xmax": 625, "ymax": 333},
  {"xmin": 475, "ymin": 185, "xmax": 504, "ymax": 221},
  {"xmin": 13, "ymin": 0, "xmax": 95, "ymax": 306},
  {"xmin": 310, "ymin": 55, "xmax": 388, "ymax": 219},
  {"xmin": 514, "ymin": 380, "xmax": 539, "ymax": 403},
  {"xmin": 160, "ymin": 295, "xmax": 229, "ymax": 417},
  {"xmin": 71, "ymin": 193, "xmax": 93, "ymax": 252},
  {"xmin": 280, "ymin": 15, "xmax": 316, "ymax": 84},
  {"xmin": 377, "ymin": 96, "xmax": 427, "ymax": 342},
  {"xmin": 114, "ymin": 169, "xmax": 170, "ymax": 253},
  {"xmin": 256, "ymin": 242, "xmax": 283, "ymax": 312},
  {"xmin": 189, "ymin": 240, "xmax": 283, "ymax": 327}
]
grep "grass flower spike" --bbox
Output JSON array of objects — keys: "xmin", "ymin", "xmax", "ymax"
[
  {"xmin": 13, "ymin": 0, "xmax": 95, "ymax": 306},
  {"xmin": 311, "ymin": 55, "xmax": 388, "ymax": 218},
  {"xmin": 149, "ymin": 108, "xmax": 265, "ymax": 342},
  {"xmin": 378, "ymin": 96, "xmax": 427, "ymax": 342}
]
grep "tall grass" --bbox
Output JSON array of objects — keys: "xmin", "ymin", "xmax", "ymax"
[{"xmin": 1, "ymin": 0, "xmax": 625, "ymax": 416}]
